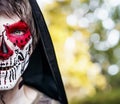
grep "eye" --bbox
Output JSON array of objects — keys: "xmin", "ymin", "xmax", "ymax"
[{"xmin": 11, "ymin": 30, "xmax": 25, "ymax": 36}]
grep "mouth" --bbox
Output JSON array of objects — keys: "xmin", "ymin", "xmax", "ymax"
[{"xmin": 0, "ymin": 66, "xmax": 13, "ymax": 71}]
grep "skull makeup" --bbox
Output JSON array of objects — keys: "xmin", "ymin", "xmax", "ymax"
[{"xmin": 0, "ymin": 17, "xmax": 32, "ymax": 90}]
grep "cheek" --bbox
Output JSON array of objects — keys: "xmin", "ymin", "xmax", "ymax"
[{"xmin": 7, "ymin": 30, "xmax": 32, "ymax": 49}]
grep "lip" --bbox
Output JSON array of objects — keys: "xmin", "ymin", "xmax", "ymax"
[{"xmin": 0, "ymin": 66, "xmax": 13, "ymax": 71}]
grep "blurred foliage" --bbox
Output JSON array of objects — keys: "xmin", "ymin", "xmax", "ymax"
[
  {"xmin": 70, "ymin": 89, "xmax": 120, "ymax": 104},
  {"xmin": 38, "ymin": 0, "xmax": 120, "ymax": 103}
]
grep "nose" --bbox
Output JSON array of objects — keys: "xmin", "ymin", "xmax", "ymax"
[{"xmin": 0, "ymin": 36, "xmax": 13, "ymax": 60}]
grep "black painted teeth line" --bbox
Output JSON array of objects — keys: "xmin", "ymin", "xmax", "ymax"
[
  {"xmin": 0, "ymin": 66, "xmax": 12, "ymax": 71},
  {"xmin": 9, "ymin": 63, "xmax": 19, "ymax": 82},
  {"xmin": 12, "ymin": 69, "xmax": 14, "ymax": 80},
  {"xmin": 9, "ymin": 70, "xmax": 12, "ymax": 82},
  {"xmin": 14, "ymin": 67, "xmax": 16, "ymax": 80},
  {"xmin": 4, "ymin": 71, "xmax": 8, "ymax": 85},
  {"xmin": 0, "ymin": 71, "xmax": 1, "ymax": 85}
]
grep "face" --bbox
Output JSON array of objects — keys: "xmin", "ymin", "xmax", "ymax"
[{"xmin": 0, "ymin": 15, "xmax": 32, "ymax": 90}]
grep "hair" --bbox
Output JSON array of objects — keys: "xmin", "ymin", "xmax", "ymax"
[{"xmin": 0, "ymin": 0, "xmax": 38, "ymax": 48}]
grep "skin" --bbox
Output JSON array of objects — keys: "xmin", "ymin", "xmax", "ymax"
[
  {"xmin": 0, "ymin": 15, "xmax": 37, "ymax": 104},
  {"xmin": 0, "ymin": 15, "xmax": 20, "ymax": 33},
  {"xmin": 0, "ymin": 15, "xmax": 20, "ymax": 48},
  {"xmin": 0, "ymin": 78, "xmax": 38, "ymax": 104},
  {"xmin": 0, "ymin": 15, "xmax": 58, "ymax": 104}
]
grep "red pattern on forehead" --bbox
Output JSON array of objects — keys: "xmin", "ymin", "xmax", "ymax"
[{"xmin": 5, "ymin": 21, "xmax": 32, "ymax": 49}]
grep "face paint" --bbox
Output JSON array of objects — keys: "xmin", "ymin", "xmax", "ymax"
[{"xmin": 0, "ymin": 20, "xmax": 32, "ymax": 90}]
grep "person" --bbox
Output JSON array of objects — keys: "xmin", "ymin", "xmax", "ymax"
[{"xmin": 0, "ymin": 0, "xmax": 68, "ymax": 104}]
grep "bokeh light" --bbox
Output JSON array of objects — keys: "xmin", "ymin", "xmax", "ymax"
[{"xmin": 37, "ymin": 0, "xmax": 120, "ymax": 103}]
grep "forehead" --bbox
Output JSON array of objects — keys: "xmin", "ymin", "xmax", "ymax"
[{"xmin": 0, "ymin": 15, "xmax": 20, "ymax": 30}]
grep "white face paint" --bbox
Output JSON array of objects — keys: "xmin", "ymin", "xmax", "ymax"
[{"xmin": 0, "ymin": 15, "xmax": 32, "ymax": 90}]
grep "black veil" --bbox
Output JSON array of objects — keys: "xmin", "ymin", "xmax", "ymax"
[{"xmin": 22, "ymin": 0, "xmax": 68, "ymax": 104}]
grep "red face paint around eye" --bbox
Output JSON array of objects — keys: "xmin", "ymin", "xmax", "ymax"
[
  {"xmin": 5, "ymin": 21, "xmax": 32, "ymax": 49},
  {"xmin": 0, "ymin": 19, "xmax": 33, "ymax": 90}
]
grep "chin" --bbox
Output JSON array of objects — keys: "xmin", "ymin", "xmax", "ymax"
[
  {"xmin": 0, "ymin": 39, "xmax": 32, "ymax": 91},
  {"xmin": 0, "ymin": 61, "xmax": 29, "ymax": 90}
]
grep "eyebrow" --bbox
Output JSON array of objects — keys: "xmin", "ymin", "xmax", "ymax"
[{"xmin": 4, "ymin": 20, "xmax": 29, "ymax": 30}]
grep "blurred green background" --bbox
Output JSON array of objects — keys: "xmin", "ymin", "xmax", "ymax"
[{"xmin": 37, "ymin": 0, "xmax": 120, "ymax": 104}]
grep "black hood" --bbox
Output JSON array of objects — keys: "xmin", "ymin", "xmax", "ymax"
[{"xmin": 22, "ymin": 0, "xmax": 68, "ymax": 104}]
